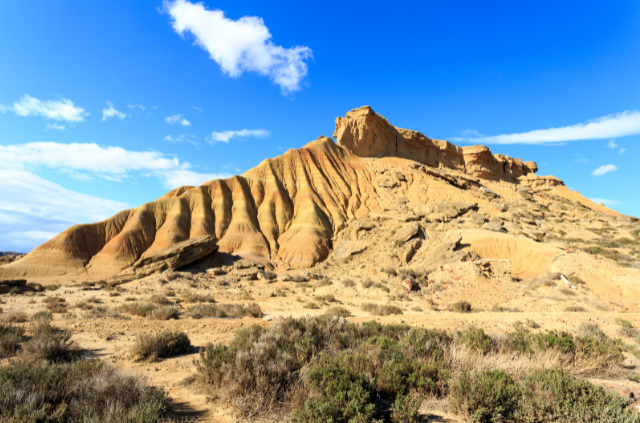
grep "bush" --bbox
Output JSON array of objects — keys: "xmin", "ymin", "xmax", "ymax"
[
  {"xmin": 181, "ymin": 290, "xmax": 216, "ymax": 303},
  {"xmin": 342, "ymin": 279, "xmax": 356, "ymax": 288},
  {"xmin": 187, "ymin": 302, "xmax": 262, "ymax": 318},
  {"xmin": 118, "ymin": 302, "xmax": 158, "ymax": 317},
  {"xmin": 84, "ymin": 306, "xmax": 127, "ymax": 320},
  {"xmin": 30, "ymin": 310, "xmax": 53, "ymax": 322},
  {"xmin": 0, "ymin": 360, "xmax": 168, "ymax": 422},
  {"xmin": 450, "ymin": 301, "xmax": 472, "ymax": 313},
  {"xmin": 457, "ymin": 327, "xmax": 492, "ymax": 354},
  {"xmin": 131, "ymin": 331, "xmax": 191, "ymax": 362},
  {"xmin": 391, "ymin": 394, "xmax": 422, "ymax": 423},
  {"xmin": 1, "ymin": 311, "xmax": 28, "ymax": 323},
  {"xmin": 565, "ymin": 306, "xmax": 587, "ymax": 312},
  {"xmin": 21, "ymin": 322, "xmax": 75, "ymax": 362},
  {"xmin": 8, "ymin": 287, "xmax": 21, "ymax": 296},
  {"xmin": 0, "ymin": 322, "xmax": 26, "ymax": 358},
  {"xmin": 361, "ymin": 303, "xmax": 403, "ymax": 316},
  {"xmin": 45, "ymin": 297, "xmax": 68, "ymax": 313},
  {"xmin": 150, "ymin": 306, "xmax": 179, "ymax": 320},
  {"xmin": 324, "ymin": 306, "xmax": 352, "ymax": 318},
  {"xmin": 451, "ymin": 369, "xmax": 520, "ymax": 423},
  {"xmin": 303, "ymin": 302, "xmax": 319, "ymax": 310},
  {"xmin": 149, "ymin": 294, "xmax": 172, "ymax": 305},
  {"xmin": 361, "ymin": 279, "xmax": 375, "ymax": 289},
  {"xmin": 616, "ymin": 318, "xmax": 634, "ymax": 328},
  {"xmin": 517, "ymin": 368, "xmax": 638, "ymax": 422}
]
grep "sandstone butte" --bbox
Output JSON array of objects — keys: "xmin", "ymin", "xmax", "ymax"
[{"xmin": 0, "ymin": 106, "xmax": 633, "ymax": 283}]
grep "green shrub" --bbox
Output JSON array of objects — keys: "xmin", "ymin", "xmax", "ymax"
[
  {"xmin": 131, "ymin": 331, "xmax": 191, "ymax": 362},
  {"xmin": 457, "ymin": 327, "xmax": 492, "ymax": 354},
  {"xmin": 535, "ymin": 331, "xmax": 576, "ymax": 354},
  {"xmin": 391, "ymin": 394, "xmax": 421, "ymax": 423},
  {"xmin": 8, "ymin": 287, "xmax": 21, "ymax": 296},
  {"xmin": 451, "ymin": 369, "xmax": 520, "ymax": 423},
  {"xmin": 506, "ymin": 328, "xmax": 533, "ymax": 354},
  {"xmin": 291, "ymin": 353, "xmax": 380, "ymax": 423},
  {"xmin": 517, "ymin": 368, "xmax": 638, "ymax": 422},
  {"xmin": 0, "ymin": 322, "xmax": 26, "ymax": 358}
]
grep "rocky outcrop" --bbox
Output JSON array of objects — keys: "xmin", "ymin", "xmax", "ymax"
[
  {"xmin": 1, "ymin": 106, "xmax": 600, "ymax": 281},
  {"xmin": 334, "ymin": 106, "xmax": 562, "ymax": 190},
  {"xmin": 130, "ymin": 235, "xmax": 218, "ymax": 277}
]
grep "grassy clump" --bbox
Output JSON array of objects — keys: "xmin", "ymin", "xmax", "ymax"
[
  {"xmin": 131, "ymin": 331, "xmax": 191, "ymax": 362},
  {"xmin": 187, "ymin": 302, "xmax": 262, "ymax": 318},
  {"xmin": 117, "ymin": 301, "xmax": 180, "ymax": 320},
  {"xmin": 30, "ymin": 310, "xmax": 53, "ymax": 322},
  {"xmin": 565, "ymin": 306, "xmax": 587, "ymax": 312},
  {"xmin": 0, "ymin": 322, "xmax": 26, "ymax": 358},
  {"xmin": 303, "ymin": 302, "xmax": 319, "ymax": 310},
  {"xmin": 21, "ymin": 322, "xmax": 76, "ymax": 362},
  {"xmin": 323, "ymin": 306, "xmax": 352, "ymax": 318},
  {"xmin": 0, "ymin": 359, "xmax": 168, "ymax": 422},
  {"xmin": 456, "ymin": 326, "xmax": 492, "ymax": 354},
  {"xmin": 342, "ymin": 279, "xmax": 356, "ymax": 288},
  {"xmin": 181, "ymin": 290, "xmax": 216, "ymax": 303},
  {"xmin": 450, "ymin": 301, "xmax": 472, "ymax": 313},
  {"xmin": 451, "ymin": 368, "xmax": 638, "ymax": 423},
  {"xmin": 381, "ymin": 267, "xmax": 398, "ymax": 277},
  {"xmin": 1, "ymin": 311, "xmax": 28, "ymax": 323},
  {"xmin": 360, "ymin": 303, "xmax": 403, "ymax": 316},
  {"xmin": 44, "ymin": 297, "xmax": 68, "ymax": 313}
]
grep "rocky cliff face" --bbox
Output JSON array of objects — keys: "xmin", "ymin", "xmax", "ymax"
[
  {"xmin": 0, "ymin": 107, "xmax": 598, "ymax": 280},
  {"xmin": 334, "ymin": 106, "xmax": 563, "ymax": 190}
]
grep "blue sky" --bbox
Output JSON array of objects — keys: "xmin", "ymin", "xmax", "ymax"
[{"xmin": 1, "ymin": 0, "xmax": 638, "ymax": 252}]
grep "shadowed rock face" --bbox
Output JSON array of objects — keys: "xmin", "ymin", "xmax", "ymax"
[{"xmin": 0, "ymin": 106, "xmax": 575, "ymax": 279}]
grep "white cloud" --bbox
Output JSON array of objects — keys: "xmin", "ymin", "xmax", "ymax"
[
  {"xmin": 102, "ymin": 101, "xmax": 126, "ymax": 121},
  {"xmin": 453, "ymin": 110, "xmax": 640, "ymax": 144},
  {"xmin": 207, "ymin": 128, "xmax": 270, "ymax": 143},
  {"xmin": 591, "ymin": 164, "xmax": 618, "ymax": 176},
  {"xmin": 0, "ymin": 94, "xmax": 86, "ymax": 122},
  {"xmin": 589, "ymin": 198, "xmax": 620, "ymax": 206},
  {"xmin": 0, "ymin": 169, "xmax": 129, "ymax": 252},
  {"xmin": 46, "ymin": 123, "xmax": 66, "ymax": 131},
  {"xmin": 164, "ymin": 134, "xmax": 199, "ymax": 146},
  {"xmin": 0, "ymin": 142, "xmax": 230, "ymax": 189},
  {"xmin": 165, "ymin": 0, "xmax": 312, "ymax": 93},
  {"xmin": 607, "ymin": 140, "xmax": 617, "ymax": 149},
  {"xmin": 619, "ymin": 148, "xmax": 627, "ymax": 155},
  {"xmin": 127, "ymin": 104, "xmax": 146, "ymax": 111},
  {"xmin": 165, "ymin": 114, "xmax": 190, "ymax": 126}
]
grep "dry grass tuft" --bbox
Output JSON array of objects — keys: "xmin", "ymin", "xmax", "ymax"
[{"xmin": 131, "ymin": 331, "xmax": 191, "ymax": 362}]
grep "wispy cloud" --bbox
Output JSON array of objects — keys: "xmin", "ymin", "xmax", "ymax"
[
  {"xmin": 102, "ymin": 101, "xmax": 126, "ymax": 121},
  {"xmin": 592, "ymin": 164, "xmax": 618, "ymax": 176},
  {"xmin": 0, "ymin": 142, "xmax": 230, "ymax": 189},
  {"xmin": 453, "ymin": 110, "xmax": 640, "ymax": 144},
  {"xmin": 207, "ymin": 129, "xmax": 270, "ymax": 143},
  {"xmin": 165, "ymin": 114, "xmax": 191, "ymax": 126},
  {"xmin": 606, "ymin": 140, "xmax": 617, "ymax": 149},
  {"xmin": 589, "ymin": 198, "xmax": 620, "ymax": 206},
  {"xmin": 127, "ymin": 104, "xmax": 146, "ymax": 111},
  {"xmin": 164, "ymin": 0, "xmax": 312, "ymax": 93},
  {"xmin": 45, "ymin": 123, "xmax": 66, "ymax": 131},
  {"xmin": 619, "ymin": 148, "xmax": 628, "ymax": 155},
  {"xmin": 164, "ymin": 134, "xmax": 199, "ymax": 146},
  {"xmin": 0, "ymin": 94, "xmax": 87, "ymax": 122}
]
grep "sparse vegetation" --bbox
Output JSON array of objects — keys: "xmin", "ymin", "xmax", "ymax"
[
  {"xmin": 303, "ymin": 301, "xmax": 319, "ymax": 310},
  {"xmin": 381, "ymin": 267, "xmax": 398, "ymax": 277},
  {"xmin": 187, "ymin": 302, "xmax": 262, "ymax": 318},
  {"xmin": 565, "ymin": 306, "xmax": 586, "ymax": 312},
  {"xmin": 323, "ymin": 306, "xmax": 352, "ymax": 318},
  {"xmin": 131, "ymin": 331, "xmax": 191, "ymax": 362},
  {"xmin": 342, "ymin": 278, "xmax": 355, "ymax": 288},
  {"xmin": 360, "ymin": 302, "xmax": 403, "ymax": 316},
  {"xmin": 181, "ymin": 290, "xmax": 216, "ymax": 303},
  {"xmin": 450, "ymin": 301, "xmax": 472, "ymax": 313},
  {"xmin": 194, "ymin": 317, "xmax": 631, "ymax": 421}
]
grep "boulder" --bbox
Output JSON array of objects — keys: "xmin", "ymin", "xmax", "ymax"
[
  {"xmin": 394, "ymin": 223, "xmax": 420, "ymax": 244},
  {"xmin": 480, "ymin": 187, "xmax": 500, "ymax": 198},
  {"xmin": 333, "ymin": 241, "xmax": 368, "ymax": 260},
  {"xmin": 395, "ymin": 172, "xmax": 406, "ymax": 182},
  {"xmin": 131, "ymin": 235, "xmax": 218, "ymax": 277},
  {"xmin": 471, "ymin": 213, "xmax": 487, "ymax": 225},
  {"xmin": 399, "ymin": 239, "xmax": 423, "ymax": 264},
  {"xmin": 236, "ymin": 267, "xmax": 259, "ymax": 280},
  {"xmin": 258, "ymin": 270, "xmax": 277, "ymax": 281},
  {"xmin": 206, "ymin": 268, "xmax": 227, "ymax": 276},
  {"xmin": 235, "ymin": 259, "xmax": 264, "ymax": 270}
]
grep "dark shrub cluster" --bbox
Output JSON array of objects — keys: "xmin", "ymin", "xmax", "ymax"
[
  {"xmin": 187, "ymin": 302, "xmax": 262, "ymax": 318},
  {"xmin": 451, "ymin": 368, "xmax": 638, "ymax": 423},
  {"xmin": 361, "ymin": 303, "xmax": 403, "ymax": 316},
  {"xmin": 131, "ymin": 331, "xmax": 191, "ymax": 362},
  {"xmin": 0, "ymin": 360, "xmax": 168, "ymax": 422}
]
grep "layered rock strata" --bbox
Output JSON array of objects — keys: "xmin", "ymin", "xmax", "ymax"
[{"xmin": 0, "ymin": 106, "xmax": 589, "ymax": 279}]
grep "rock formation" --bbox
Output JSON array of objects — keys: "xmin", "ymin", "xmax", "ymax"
[{"xmin": 0, "ymin": 106, "xmax": 622, "ymax": 281}]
